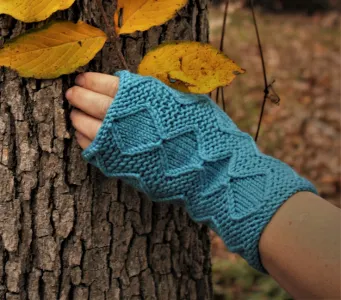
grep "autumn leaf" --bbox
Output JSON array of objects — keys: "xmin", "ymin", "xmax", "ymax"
[
  {"xmin": 0, "ymin": 21, "xmax": 107, "ymax": 79},
  {"xmin": 114, "ymin": 0, "xmax": 188, "ymax": 35},
  {"xmin": 138, "ymin": 41, "xmax": 245, "ymax": 94},
  {"xmin": 0, "ymin": 0, "xmax": 75, "ymax": 23}
]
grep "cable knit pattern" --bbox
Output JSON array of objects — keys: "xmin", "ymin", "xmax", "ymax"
[{"xmin": 82, "ymin": 71, "xmax": 317, "ymax": 272}]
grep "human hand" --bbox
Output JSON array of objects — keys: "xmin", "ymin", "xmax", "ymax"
[
  {"xmin": 66, "ymin": 72, "xmax": 119, "ymax": 149},
  {"xmin": 65, "ymin": 70, "xmax": 316, "ymax": 273}
]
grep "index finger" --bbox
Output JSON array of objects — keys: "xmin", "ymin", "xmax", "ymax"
[{"xmin": 75, "ymin": 72, "xmax": 119, "ymax": 98}]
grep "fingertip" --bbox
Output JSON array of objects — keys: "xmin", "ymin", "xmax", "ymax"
[
  {"xmin": 70, "ymin": 108, "xmax": 79, "ymax": 121},
  {"xmin": 75, "ymin": 73, "xmax": 85, "ymax": 87},
  {"xmin": 75, "ymin": 131, "xmax": 92, "ymax": 149},
  {"xmin": 65, "ymin": 87, "xmax": 73, "ymax": 100},
  {"xmin": 75, "ymin": 130, "xmax": 82, "ymax": 139}
]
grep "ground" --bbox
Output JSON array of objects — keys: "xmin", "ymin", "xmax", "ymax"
[{"xmin": 208, "ymin": 4, "xmax": 340, "ymax": 299}]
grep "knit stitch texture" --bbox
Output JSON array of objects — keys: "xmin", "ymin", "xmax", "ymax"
[{"xmin": 82, "ymin": 71, "xmax": 317, "ymax": 272}]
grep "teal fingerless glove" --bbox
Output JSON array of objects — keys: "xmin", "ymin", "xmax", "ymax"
[{"xmin": 82, "ymin": 71, "xmax": 317, "ymax": 272}]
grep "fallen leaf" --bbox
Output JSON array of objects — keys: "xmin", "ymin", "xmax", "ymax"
[
  {"xmin": 114, "ymin": 0, "xmax": 188, "ymax": 35},
  {"xmin": 0, "ymin": 0, "xmax": 75, "ymax": 22},
  {"xmin": 0, "ymin": 21, "xmax": 107, "ymax": 79},
  {"xmin": 138, "ymin": 41, "xmax": 245, "ymax": 94}
]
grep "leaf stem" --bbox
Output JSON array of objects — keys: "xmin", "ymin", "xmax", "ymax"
[
  {"xmin": 95, "ymin": 0, "xmax": 130, "ymax": 71},
  {"xmin": 251, "ymin": 0, "xmax": 269, "ymax": 142}
]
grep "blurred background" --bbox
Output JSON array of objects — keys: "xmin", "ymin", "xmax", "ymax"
[{"xmin": 208, "ymin": 1, "xmax": 340, "ymax": 299}]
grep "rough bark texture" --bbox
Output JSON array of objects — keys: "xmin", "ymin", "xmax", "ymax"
[{"xmin": 0, "ymin": 1, "xmax": 212, "ymax": 299}]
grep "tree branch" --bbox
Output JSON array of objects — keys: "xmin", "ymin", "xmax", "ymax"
[
  {"xmin": 95, "ymin": 0, "xmax": 130, "ymax": 71},
  {"xmin": 216, "ymin": 0, "xmax": 230, "ymax": 111},
  {"xmin": 220, "ymin": 0, "xmax": 229, "ymax": 52},
  {"xmin": 251, "ymin": 0, "xmax": 268, "ymax": 142}
]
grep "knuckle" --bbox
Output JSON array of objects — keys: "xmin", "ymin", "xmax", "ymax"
[
  {"xmin": 113, "ymin": 78, "xmax": 120, "ymax": 96},
  {"xmin": 99, "ymin": 99, "xmax": 110, "ymax": 117},
  {"xmin": 107, "ymin": 77, "xmax": 119, "ymax": 98}
]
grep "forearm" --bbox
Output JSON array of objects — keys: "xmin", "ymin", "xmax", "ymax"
[
  {"xmin": 68, "ymin": 71, "xmax": 339, "ymax": 297},
  {"xmin": 259, "ymin": 192, "xmax": 341, "ymax": 299}
]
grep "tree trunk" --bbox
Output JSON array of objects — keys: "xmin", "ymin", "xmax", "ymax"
[{"xmin": 0, "ymin": 1, "xmax": 212, "ymax": 299}]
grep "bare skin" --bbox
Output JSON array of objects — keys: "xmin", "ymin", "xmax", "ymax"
[
  {"xmin": 260, "ymin": 192, "xmax": 340, "ymax": 299},
  {"xmin": 66, "ymin": 72, "xmax": 341, "ymax": 300}
]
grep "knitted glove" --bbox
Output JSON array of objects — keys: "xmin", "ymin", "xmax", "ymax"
[{"xmin": 82, "ymin": 71, "xmax": 317, "ymax": 272}]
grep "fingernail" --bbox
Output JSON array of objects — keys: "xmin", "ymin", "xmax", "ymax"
[{"xmin": 75, "ymin": 74, "xmax": 85, "ymax": 86}]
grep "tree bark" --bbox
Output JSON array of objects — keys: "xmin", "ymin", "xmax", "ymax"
[{"xmin": 0, "ymin": 1, "xmax": 212, "ymax": 299}]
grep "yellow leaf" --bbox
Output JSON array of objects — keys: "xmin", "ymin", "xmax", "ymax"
[
  {"xmin": 138, "ymin": 41, "xmax": 245, "ymax": 94},
  {"xmin": 114, "ymin": 0, "xmax": 188, "ymax": 35},
  {"xmin": 0, "ymin": 0, "xmax": 75, "ymax": 23},
  {"xmin": 0, "ymin": 21, "xmax": 107, "ymax": 79}
]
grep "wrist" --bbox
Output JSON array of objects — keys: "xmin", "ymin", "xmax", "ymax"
[
  {"xmin": 82, "ymin": 71, "xmax": 317, "ymax": 273},
  {"xmin": 186, "ymin": 154, "xmax": 316, "ymax": 272}
]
